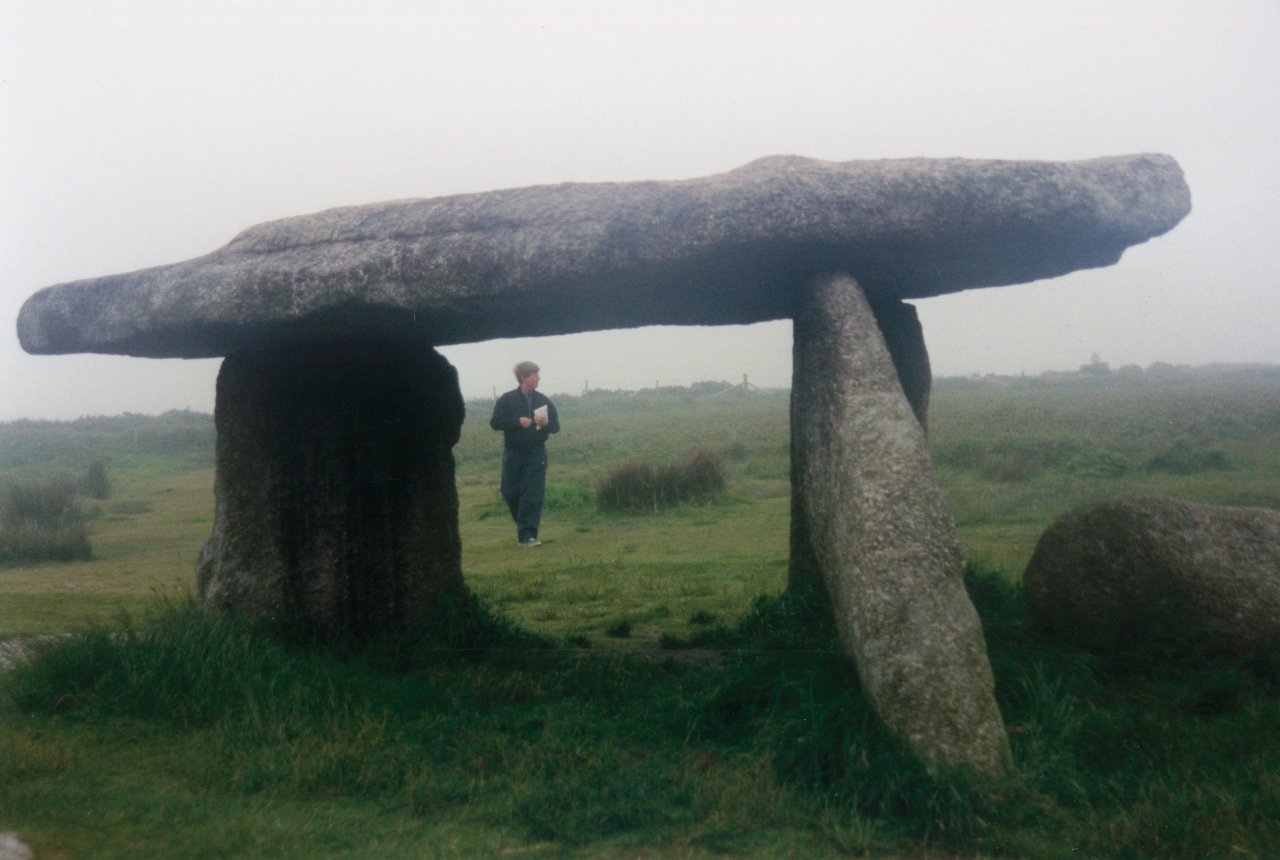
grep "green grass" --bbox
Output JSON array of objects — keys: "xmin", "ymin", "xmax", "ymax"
[
  {"xmin": 0, "ymin": 466, "xmax": 212, "ymax": 637},
  {"xmin": 4, "ymin": 575, "xmax": 1277, "ymax": 857},
  {"xmin": 930, "ymin": 367, "xmax": 1280, "ymax": 571},
  {"xmin": 2, "ymin": 365, "xmax": 1279, "ymax": 856}
]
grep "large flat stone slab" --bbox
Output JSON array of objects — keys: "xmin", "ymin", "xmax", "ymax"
[{"xmin": 18, "ymin": 154, "xmax": 1189, "ymax": 358}]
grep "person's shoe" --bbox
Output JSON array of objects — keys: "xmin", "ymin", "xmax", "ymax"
[{"xmin": 520, "ymin": 538, "xmax": 542, "ymax": 547}]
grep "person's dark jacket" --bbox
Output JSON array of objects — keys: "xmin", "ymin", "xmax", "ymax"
[{"xmin": 490, "ymin": 387, "xmax": 560, "ymax": 453}]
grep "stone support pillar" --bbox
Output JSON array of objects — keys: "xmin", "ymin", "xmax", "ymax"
[
  {"xmin": 790, "ymin": 273, "xmax": 1009, "ymax": 775},
  {"xmin": 789, "ymin": 296, "xmax": 931, "ymax": 596},
  {"xmin": 196, "ymin": 341, "xmax": 466, "ymax": 636},
  {"xmin": 867, "ymin": 297, "xmax": 931, "ymax": 431}
]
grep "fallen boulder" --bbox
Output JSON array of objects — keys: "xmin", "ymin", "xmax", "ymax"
[
  {"xmin": 0, "ymin": 833, "xmax": 33, "ymax": 860},
  {"xmin": 1023, "ymin": 495, "xmax": 1280, "ymax": 654}
]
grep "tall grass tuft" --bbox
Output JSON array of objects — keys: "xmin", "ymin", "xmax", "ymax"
[
  {"xmin": 656, "ymin": 446, "xmax": 726, "ymax": 504},
  {"xmin": 7, "ymin": 588, "xmax": 553, "ymax": 731},
  {"xmin": 594, "ymin": 458, "xmax": 656, "ymax": 512},
  {"xmin": 5, "ymin": 596, "xmax": 328, "ymax": 727},
  {"xmin": 0, "ymin": 477, "xmax": 92, "ymax": 565},
  {"xmin": 596, "ymin": 446, "xmax": 727, "ymax": 512}
]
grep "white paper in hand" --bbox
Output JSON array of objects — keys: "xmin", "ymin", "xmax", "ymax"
[{"xmin": 533, "ymin": 405, "xmax": 548, "ymax": 429}]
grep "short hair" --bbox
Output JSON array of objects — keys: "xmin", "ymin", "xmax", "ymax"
[{"xmin": 513, "ymin": 361, "xmax": 540, "ymax": 381}]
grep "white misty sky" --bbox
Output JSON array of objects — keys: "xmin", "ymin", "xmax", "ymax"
[{"xmin": 2, "ymin": 0, "xmax": 1278, "ymax": 418}]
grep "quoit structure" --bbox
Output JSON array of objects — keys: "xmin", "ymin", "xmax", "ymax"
[{"xmin": 18, "ymin": 154, "xmax": 1192, "ymax": 775}]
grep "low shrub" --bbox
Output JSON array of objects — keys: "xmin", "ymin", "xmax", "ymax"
[
  {"xmin": 656, "ymin": 446, "xmax": 726, "ymax": 504},
  {"xmin": 0, "ymin": 477, "xmax": 92, "ymax": 565},
  {"xmin": 596, "ymin": 447, "xmax": 727, "ymax": 513},
  {"xmin": 934, "ymin": 438, "xmax": 1080, "ymax": 482},
  {"xmin": 595, "ymin": 459, "xmax": 656, "ymax": 512},
  {"xmin": 4, "ymin": 479, "xmax": 78, "ymax": 525},
  {"xmin": 79, "ymin": 460, "xmax": 111, "ymax": 500},
  {"xmin": 1144, "ymin": 441, "xmax": 1230, "ymax": 474},
  {"xmin": 1067, "ymin": 449, "xmax": 1133, "ymax": 478}
]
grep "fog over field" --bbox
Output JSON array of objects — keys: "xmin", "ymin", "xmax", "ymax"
[{"xmin": 3, "ymin": 1, "xmax": 1277, "ymax": 419}]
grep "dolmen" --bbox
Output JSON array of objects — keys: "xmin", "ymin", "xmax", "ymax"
[{"xmin": 18, "ymin": 153, "xmax": 1191, "ymax": 776}]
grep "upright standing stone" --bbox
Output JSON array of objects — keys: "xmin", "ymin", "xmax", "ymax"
[
  {"xmin": 196, "ymin": 342, "xmax": 465, "ymax": 635},
  {"xmin": 868, "ymin": 298, "xmax": 932, "ymax": 431},
  {"xmin": 791, "ymin": 274, "xmax": 1009, "ymax": 776}
]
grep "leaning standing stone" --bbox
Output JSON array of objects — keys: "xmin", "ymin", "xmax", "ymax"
[
  {"xmin": 1024, "ymin": 495, "xmax": 1280, "ymax": 655},
  {"xmin": 791, "ymin": 273, "xmax": 1010, "ymax": 776}
]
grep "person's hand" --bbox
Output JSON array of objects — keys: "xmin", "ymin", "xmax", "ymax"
[
  {"xmin": 519, "ymin": 417, "xmax": 533, "ymax": 428},
  {"xmin": 533, "ymin": 413, "xmax": 547, "ymax": 426}
]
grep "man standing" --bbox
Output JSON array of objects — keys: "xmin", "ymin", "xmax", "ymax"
[{"xmin": 489, "ymin": 361, "xmax": 560, "ymax": 546}]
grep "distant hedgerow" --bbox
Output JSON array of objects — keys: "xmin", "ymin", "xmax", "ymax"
[
  {"xmin": 596, "ymin": 446, "xmax": 727, "ymax": 513},
  {"xmin": 1144, "ymin": 441, "xmax": 1229, "ymax": 475},
  {"xmin": 934, "ymin": 438, "xmax": 1080, "ymax": 482}
]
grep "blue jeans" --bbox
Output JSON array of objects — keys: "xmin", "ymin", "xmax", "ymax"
[{"xmin": 501, "ymin": 447, "xmax": 547, "ymax": 542}]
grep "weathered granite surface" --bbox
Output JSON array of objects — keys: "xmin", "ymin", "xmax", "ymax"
[
  {"xmin": 0, "ymin": 833, "xmax": 33, "ymax": 860},
  {"xmin": 791, "ymin": 274, "xmax": 1009, "ymax": 776},
  {"xmin": 1024, "ymin": 495, "xmax": 1280, "ymax": 655},
  {"xmin": 788, "ymin": 296, "xmax": 930, "ymax": 597},
  {"xmin": 18, "ymin": 154, "xmax": 1190, "ymax": 358}
]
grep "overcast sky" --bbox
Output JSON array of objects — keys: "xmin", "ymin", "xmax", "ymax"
[{"xmin": 2, "ymin": 0, "xmax": 1277, "ymax": 420}]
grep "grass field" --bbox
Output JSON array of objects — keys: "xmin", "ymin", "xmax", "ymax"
[{"xmin": 2, "ymin": 365, "xmax": 1278, "ymax": 857}]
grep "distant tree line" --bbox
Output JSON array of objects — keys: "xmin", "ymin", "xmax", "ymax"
[
  {"xmin": 935, "ymin": 361, "xmax": 1280, "ymax": 392},
  {"xmin": 0, "ymin": 409, "xmax": 214, "ymax": 475}
]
